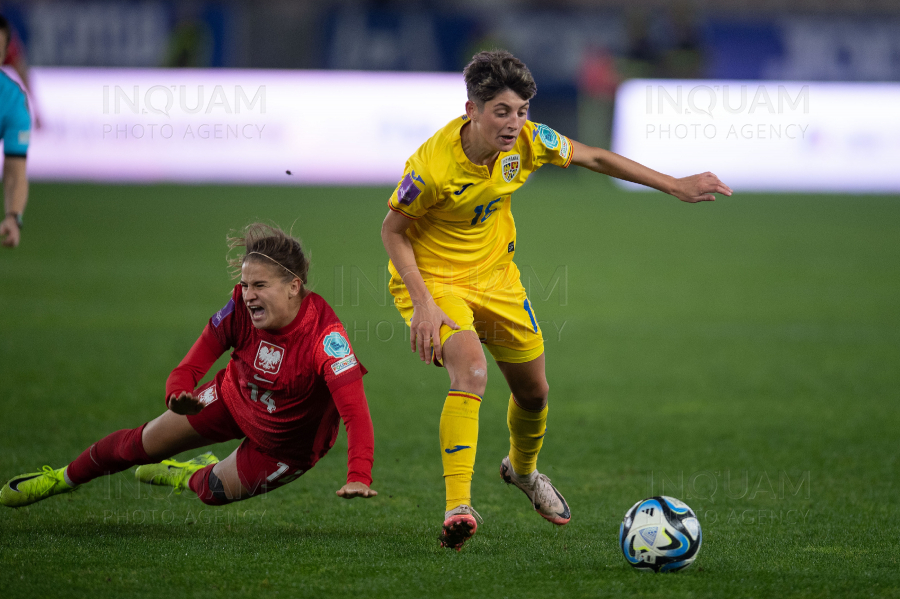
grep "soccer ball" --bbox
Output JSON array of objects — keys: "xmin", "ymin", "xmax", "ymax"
[{"xmin": 619, "ymin": 496, "xmax": 702, "ymax": 573}]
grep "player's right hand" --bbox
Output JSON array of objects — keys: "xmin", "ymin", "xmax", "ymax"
[
  {"xmin": 167, "ymin": 391, "xmax": 204, "ymax": 416},
  {"xmin": 672, "ymin": 171, "xmax": 733, "ymax": 203},
  {"xmin": 410, "ymin": 298, "xmax": 459, "ymax": 364},
  {"xmin": 0, "ymin": 216, "xmax": 20, "ymax": 248},
  {"xmin": 336, "ymin": 481, "xmax": 378, "ymax": 499}
]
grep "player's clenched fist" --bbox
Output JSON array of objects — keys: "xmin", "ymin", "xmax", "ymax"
[{"xmin": 167, "ymin": 391, "xmax": 205, "ymax": 415}]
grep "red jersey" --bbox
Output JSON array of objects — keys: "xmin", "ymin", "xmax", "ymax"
[{"xmin": 166, "ymin": 287, "xmax": 374, "ymax": 484}]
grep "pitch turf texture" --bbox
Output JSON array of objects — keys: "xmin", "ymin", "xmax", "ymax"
[{"xmin": 1, "ymin": 178, "xmax": 898, "ymax": 598}]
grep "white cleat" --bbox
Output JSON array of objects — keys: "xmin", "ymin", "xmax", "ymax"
[{"xmin": 500, "ymin": 456, "xmax": 571, "ymax": 525}]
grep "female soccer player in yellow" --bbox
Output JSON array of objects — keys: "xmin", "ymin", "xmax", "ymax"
[{"xmin": 381, "ymin": 50, "xmax": 732, "ymax": 550}]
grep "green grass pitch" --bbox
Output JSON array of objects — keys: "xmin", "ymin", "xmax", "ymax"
[{"xmin": 1, "ymin": 177, "xmax": 898, "ymax": 598}]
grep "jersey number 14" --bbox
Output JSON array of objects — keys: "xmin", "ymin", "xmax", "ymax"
[{"xmin": 248, "ymin": 382, "xmax": 276, "ymax": 413}]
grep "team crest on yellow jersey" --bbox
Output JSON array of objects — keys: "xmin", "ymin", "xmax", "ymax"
[{"xmin": 501, "ymin": 154, "xmax": 520, "ymax": 183}]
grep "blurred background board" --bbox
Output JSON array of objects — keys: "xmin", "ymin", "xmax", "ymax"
[{"xmin": 2, "ymin": 1, "xmax": 900, "ymax": 170}]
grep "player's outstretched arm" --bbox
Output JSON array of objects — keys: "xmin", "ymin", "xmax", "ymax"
[
  {"xmin": 329, "ymin": 378, "xmax": 377, "ymax": 499},
  {"xmin": 569, "ymin": 140, "xmax": 733, "ymax": 203},
  {"xmin": 381, "ymin": 209, "xmax": 459, "ymax": 363}
]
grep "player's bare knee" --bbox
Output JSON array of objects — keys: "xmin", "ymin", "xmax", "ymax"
[
  {"xmin": 469, "ymin": 365, "xmax": 488, "ymax": 394},
  {"xmin": 537, "ymin": 380, "xmax": 550, "ymax": 402},
  {"xmin": 517, "ymin": 396, "xmax": 547, "ymax": 412},
  {"xmin": 140, "ymin": 421, "xmax": 171, "ymax": 461},
  {"xmin": 144, "ymin": 447, "xmax": 170, "ymax": 462},
  {"xmin": 450, "ymin": 364, "xmax": 487, "ymax": 396},
  {"xmin": 514, "ymin": 381, "xmax": 549, "ymax": 411}
]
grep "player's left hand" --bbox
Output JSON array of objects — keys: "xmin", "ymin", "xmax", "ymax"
[
  {"xmin": 336, "ymin": 481, "xmax": 378, "ymax": 499},
  {"xmin": 0, "ymin": 215, "xmax": 20, "ymax": 248},
  {"xmin": 167, "ymin": 391, "xmax": 205, "ymax": 415},
  {"xmin": 672, "ymin": 172, "xmax": 733, "ymax": 203}
]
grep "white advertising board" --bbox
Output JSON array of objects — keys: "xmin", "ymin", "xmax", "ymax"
[
  {"xmin": 24, "ymin": 68, "xmax": 467, "ymax": 184},
  {"xmin": 611, "ymin": 79, "xmax": 900, "ymax": 193}
]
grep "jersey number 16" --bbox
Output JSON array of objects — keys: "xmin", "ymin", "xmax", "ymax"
[{"xmin": 471, "ymin": 197, "xmax": 502, "ymax": 226}]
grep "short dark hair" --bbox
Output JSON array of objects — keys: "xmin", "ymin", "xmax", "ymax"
[
  {"xmin": 463, "ymin": 50, "xmax": 537, "ymax": 107},
  {"xmin": 227, "ymin": 223, "xmax": 310, "ymax": 285},
  {"xmin": 0, "ymin": 16, "xmax": 11, "ymax": 50}
]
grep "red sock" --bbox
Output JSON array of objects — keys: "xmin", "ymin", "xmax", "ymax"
[
  {"xmin": 66, "ymin": 424, "xmax": 152, "ymax": 485},
  {"xmin": 189, "ymin": 464, "xmax": 230, "ymax": 506}
]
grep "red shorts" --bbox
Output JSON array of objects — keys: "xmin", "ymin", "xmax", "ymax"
[{"xmin": 186, "ymin": 381, "xmax": 307, "ymax": 495}]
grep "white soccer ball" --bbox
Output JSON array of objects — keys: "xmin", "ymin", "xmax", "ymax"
[{"xmin": 619, "ymin": 496, "xmax": 702, "ymax": 572}]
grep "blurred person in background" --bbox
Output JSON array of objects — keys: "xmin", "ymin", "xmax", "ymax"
[
  {"xmin": 619, "ymin": 10, "xmax": 661, "ymax": 80},
  {"xmin": 0, "ymin": 6, "xmax": 39, "ymax": 127},
  {"xmin": 662, "ymin": 2, "xmax": 705, "ymax": 79},
  {"xmin": 577, "ymin": 45, "xmax": 620, "ymax": 160},
  {"xmin": 165, "ymin": 6, "xmax": 213, "ymax": 68},
  {"xmin": 0, "ymin": 14, "xmax": 30, "ymax": 248}
]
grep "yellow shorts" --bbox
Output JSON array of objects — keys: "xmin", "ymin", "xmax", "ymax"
[{"xmin": 390, "ymin": 263, "xmax": 544, "ymax": 364}]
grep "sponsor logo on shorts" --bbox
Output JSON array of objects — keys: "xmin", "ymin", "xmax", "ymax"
[
  {"xmin": 501, "ymin": 154, "xmax": 520, "ymax": 183},
  {"xmin": 536, "ymin": 123, "xmax": 560, "ymax": 150},
  {"xmin": 18, "ymin": 131, "xmax": 29, "ymax": 145},
  {"xmin": 323, "ymin": 332, "xmax": 351, "ymax": 358},
  {"xmin": 196, "ymin": 386, "xmax": 218, "ymax": 406},
  {"xmin": 254, "ymin": 341, "xmax": 285, "ymax": 375},
  {"xmin": 508, "ymin": 241, "xmax": 515, "ymax": 253},
  {"xmin": 212, "ymin": 298, "xmax": 235, "ymax": 327},
  {"xmin": 330, "ymin": 353, "xmax": 359, "ymax": 375},
  {"xmin": 397, "ymin": 170, "xmax": 424, "ymax": 206}
]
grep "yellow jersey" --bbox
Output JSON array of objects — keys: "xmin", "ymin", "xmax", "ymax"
[{"xmin": 388, "ymin": 116, "xmax": 573, "ymax": 288}]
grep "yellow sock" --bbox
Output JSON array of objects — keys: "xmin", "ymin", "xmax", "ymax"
[
  {"xmin": 440, "ymin": 389, "xmax": 481, "ymax": 512},
  {"xmin": 507, "ymin": 393, "xmax": 547, "ymax": 476}
]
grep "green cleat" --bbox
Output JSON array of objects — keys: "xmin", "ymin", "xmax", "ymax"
[
  {"xmin": 135, "ymin": 452, "xmax": 219, "ymax": 493},
  {"xmin": 1, "ymin": 466, "xmax": 78, "ymax": 508}
]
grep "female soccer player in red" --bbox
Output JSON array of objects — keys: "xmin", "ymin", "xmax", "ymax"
[{"xmin": 1, "ymin": 224, "xmax": 377, "ymax": 507}]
